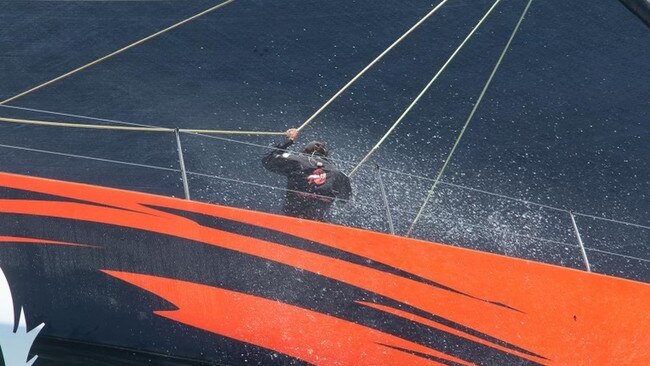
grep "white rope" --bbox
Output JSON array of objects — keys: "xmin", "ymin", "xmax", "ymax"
[
  {"xmin": 0, "ymin": 142, "xmax": 350, "ymax": 204},
  {"xmin": 407, "ymin": 0, "xmax": 534, "ymax": 237},
  {"xmin": 297, "ymin": 0, "xmax": 451, "ymax": 131},
  {"xmin": 0, "ymin": 0, "xmax": 236, "ymax": 105},
  {"xmin": 349, "ymin": 0, "xmax": 503, "ymax": 176}
]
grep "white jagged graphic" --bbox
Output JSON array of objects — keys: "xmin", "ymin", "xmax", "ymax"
[{"xmin": 0, "ymin": 267, "xmax": 44, "ymax": 366}]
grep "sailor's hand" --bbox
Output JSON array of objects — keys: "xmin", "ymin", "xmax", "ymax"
[{"xmin": 286, "ymin": 128, "xmax": 299, "ymax": 141}]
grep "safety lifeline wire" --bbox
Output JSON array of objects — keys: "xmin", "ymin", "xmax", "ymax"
[
  {"xmin": 392, "ymin": 208, "xmax": 579, "ymax": 249},
  {"xmin": 0, "ymin": 142, "xmax": 347, "ymax": 203},
  {"xmin": 186, "ymin": 171, "xmax": 351, "ymax": 204},
  {"xmin": 585, "ymin": 247, "xmax": 650, "ymax": 264},
  {"xmin": 0, "ymin": 143, "xmax": 179, "ymax": 172},
  {"xmin": 348, "ymin": 0, "xmax": 503, "ymax": 176},
  {"xmin": 0, "ymin": 0, "xmax": 236, "ymax": 106},
  {"xmin": 380, "ymin": 167, "xmax": 567, "ymax": 213},
  {"xmin": 197, "ymin": 130, "xmax": 650, "ymax": 231},
  {"xmin": 296, "ymin": 0, "xmax": 451, "ymax": 132},
  {"xmin": 406, "ymin": 0, "xmax": 534, "ymax": 237}
]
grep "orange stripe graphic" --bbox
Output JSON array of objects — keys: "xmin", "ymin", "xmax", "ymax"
[
  {"xmin": 1, "ymin": 172, "xmax": 649, "ymax": 364},
  {"xmin": 103, "ymin": 270, "xmax": 472, "ymax": 366},
  {"xmin": 0, "ymin": 235, "xmax": 97, "ymax": 248}
]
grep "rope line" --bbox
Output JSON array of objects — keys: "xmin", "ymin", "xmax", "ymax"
[
  {"xmin": 0, "ymin": 143, "xmax": 178, "ymax": 172},
  {"xmin": 182, "ymin": 128, "xmax": 284, "ymax": 135},
  {"xmin": 0, "ymin": 0, "xmax": 236, "ymax": 105},
  {"xmin": 297, "ymin": 0, "xmax": 451, "ymax": 131},
  {"xmin": 0, "ymin": 116, "xmax": 285, "ymax": 135},
  {"xmin": 0, "ymin": 116, "xmax": 173, "ymax": 132},
  {"xmin": 0, "ymin": 141, "xmax": 349, "ymax": 204},
  {"xmin": 407, "ymin": 0, "xmax": 534, "ymax": 237},
  {"xmin": 349, "ymin": 0, "xmax": 502, "ymax": 176}
]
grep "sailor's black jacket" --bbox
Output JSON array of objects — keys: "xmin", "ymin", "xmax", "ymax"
[{"xmin": 262, "ymin": 139, "xmax": 352, "ymax": 221}]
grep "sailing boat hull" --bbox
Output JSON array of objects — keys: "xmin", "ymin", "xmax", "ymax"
[{"xmin": 0, "ymin": 172, "xmax": 648, "ymax": 365}]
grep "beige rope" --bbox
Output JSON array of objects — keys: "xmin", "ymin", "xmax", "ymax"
[
  {"xmin": 181, "ymin": 128, "xmax": 284, "ymax": 135},
  {"xmin": 0, "ymin": 116, "xmax": 172, "ymax": 132},
  {"xmin": 0, "ymin": 0, "xmax": 236, "ymax": 105}
]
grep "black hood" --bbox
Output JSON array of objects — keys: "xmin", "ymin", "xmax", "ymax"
[{"xmin": 303, "ymin": 141, "xmax": 329, "ymax": 157}]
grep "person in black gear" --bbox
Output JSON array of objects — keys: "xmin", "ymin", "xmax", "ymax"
[{"xmin": 262, "ymin": 128, "xmax": 352, "ymax": 221}]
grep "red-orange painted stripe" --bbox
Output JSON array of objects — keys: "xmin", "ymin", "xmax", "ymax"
[
  {"xmin": 103, "ymin": 270, "xmax": 473, "ymax": 366},
  {"xmin": 0, "ymin": 199, "xmax": 525, "ymax": 336},
  {"xmin": 2, "ymin": 172, "xmax": 650, "ymax": 364},
  {"xmin": 356, "ymin": 300, "xmax": 544, "ymax": 364}
]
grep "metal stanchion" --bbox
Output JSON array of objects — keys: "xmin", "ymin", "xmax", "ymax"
[
  {"xmin": 569, "ymin": 210, "xmax": 591, "ymax": 272},
  {"xmin": 175, "ymin": 128, "xmax": 191, "ymax": 200},
  {"xmin": 376, "ymin": 165, "xmax": 395, "ymax": 235}
]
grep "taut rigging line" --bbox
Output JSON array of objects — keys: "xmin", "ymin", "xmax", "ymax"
[
  {"xmin": 349, "ymin": 0, "xmax": 503, "ymax": 176},
  {"xmin": 0, "ymin": 0, "xmax": 236, "ymax": 106},
  {"xmin": 407, "ymin": 0, "xmax": 535, "ymax": 237},
  {"xmin": 296, "ymin": 0, "xmax": 452, "ymax": 132}
]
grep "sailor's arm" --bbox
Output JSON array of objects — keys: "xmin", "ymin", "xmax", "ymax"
[{"xmin": 261, "ymin": 128, "xmax": 301, "ymax": 175}]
